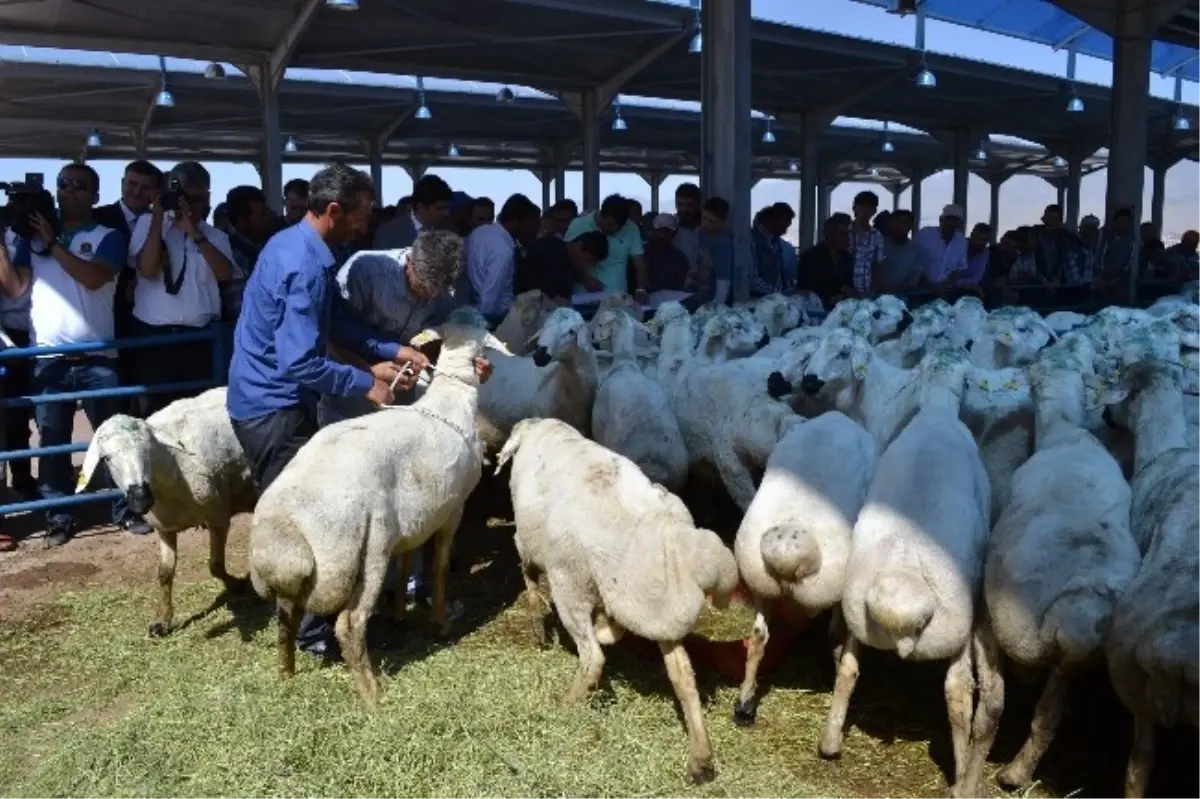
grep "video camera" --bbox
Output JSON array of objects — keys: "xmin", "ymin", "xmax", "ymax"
[
  {"xmin": 160, "ymin": 175, "xmax": 184, "ymax": 214},
  {"xmin": 0, "ymin": 173, "xmax": 59, "ymax": 244}
]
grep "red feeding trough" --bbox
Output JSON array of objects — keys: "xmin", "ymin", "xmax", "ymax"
[{"xmin": 618, "ymin": 583, "xmax": 815, "ymax": 683}]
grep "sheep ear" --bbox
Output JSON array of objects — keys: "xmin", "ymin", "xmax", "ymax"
[
  {"xmin": 1082, "ymin": 372, "xmax": 1130, "ymax": 409},
  {"xmin": 76, "ymin": 440, "xmax": 102, "ymax": 494}
]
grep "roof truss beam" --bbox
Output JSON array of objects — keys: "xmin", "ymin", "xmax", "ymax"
[{"xmin": 560, "ymin": 21, "xmax": 695, "ymax": 118}]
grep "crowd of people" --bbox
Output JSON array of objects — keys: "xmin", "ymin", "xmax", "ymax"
[{"xmin": 1, "ymin": 157, "xmax": 1196, "ymax": 567}]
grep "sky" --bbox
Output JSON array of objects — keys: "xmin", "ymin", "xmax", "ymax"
[{"xmin": 4, "ymin": 0, "xmax": 1198, "ymax": 240}]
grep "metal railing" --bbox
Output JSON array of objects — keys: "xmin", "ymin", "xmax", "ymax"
[{"xmin": 0, "ymin": 325, "xmax": 230, "ymax": 516}]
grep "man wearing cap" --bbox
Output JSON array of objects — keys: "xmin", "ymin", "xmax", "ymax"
[
  {"xmin": 914, "ymin": 204, "xmax": 969, "ymax": 290},
  {"xmin": 644, "ymin": 213, "xmax": 691, "ymax": 292}
]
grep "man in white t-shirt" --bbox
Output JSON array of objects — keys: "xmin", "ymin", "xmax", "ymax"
[
  {"xmin": 130, "ymin": 161, "xmax": 234, "ymax": 417},
  {"xmin": 0, "ymin": 162, "xmax": 151, "ymax": 546}
]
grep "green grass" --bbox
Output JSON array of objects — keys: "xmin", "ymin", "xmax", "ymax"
[{"xmin": 0, "ymin": 505, "xmax": 1191, "ymax": 798}]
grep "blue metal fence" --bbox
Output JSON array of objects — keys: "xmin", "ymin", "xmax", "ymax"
[{"xmin": 0, "ymin": 325, "xmax": 230, "ymax": 516}]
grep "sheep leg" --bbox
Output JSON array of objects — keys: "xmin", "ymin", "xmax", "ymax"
[
  {"xmin": 997, "ymin": 667, "xmax": 1067, "ymax": 791},
  {"xmin": 554, "ymin": 593, "xmax": 605, "ymax": 705},
  {"xmin": 958, "ymin": 621, "xmax": 1004, "ymax": 799},
  {"xmin": 428, "ymin": 509, "xmax": 463, "ymax": 639},
  {"xmin": 149, "ymin": 529, "xmax": 178, "ymax": 638},
  {"xmin": 819, "ymin": 633, "xmax": 861, "ymax": 759},
  {"xmin": 829, "ymin": 605, "xmax": 848, "ymax": 664},
  {"xmin": 521, "ymin": 563, "xmax": 549, "ymax": 648},
  {"xmin": 207, "ymin": 524, "xmax": 250, "ymax": 595},
  {"xmin": 335, "ymin": 606, "xmax": 380, "ymax": 707},
  {"xmin": 944, "ymin": 641, "xmax": 977, "ymax": 797},
  {"xmin": 1123, "ymin": 715, "xmax": 1156, "ymax": 799},
  {"xmin": 276, "ymin": 598, "xmax": 298, "ymax": 679},
  {"xmin": 660, "ymin": 640, "xmax": 716, "ymax": 784},
  {"xmin": 732, "ymin": 600, "xmax": 772, "ymax": 726},
  {"xmin": 391, "ymin": 550, "xmax": 414, "ymax": 623}
]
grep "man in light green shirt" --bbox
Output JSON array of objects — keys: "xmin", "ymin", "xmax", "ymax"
[{"xmin": 565, "ymin": 193, "xmax": 648, "ymax": 300}]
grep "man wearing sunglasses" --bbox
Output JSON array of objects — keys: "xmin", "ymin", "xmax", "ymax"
[
  {"xmin": 0, "ymin": 162, "xmax": 151, "ymax": 546},
  {"xmin": 130, "ymin": 161, "xmax": 234, "ymax": 419}
]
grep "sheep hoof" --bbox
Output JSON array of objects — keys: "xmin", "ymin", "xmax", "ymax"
[
  {"xmin": 689, "ymin": 763, "xmax": 716, "ymax": 785},
  {"xmin": 731, "ymin": 698, "xmax": 758, "ymax": 727},
  {"xmin": 996, "ymin": 763, "xmax": 1030, "ymax": 792},
  {"xmin": 818, "ymin": 737, "xmax": 843, "ymax": 760},
  {"xmin": 148, "ymin": 621, "xmax": 171, "ymax": 638}
]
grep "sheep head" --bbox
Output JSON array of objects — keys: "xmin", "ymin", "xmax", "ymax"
[
  {"xmin": 509, "ymin": 289, "xmax": 549, "ymax": 329},
  {"xmin": 753, "ymin": 293, "xmax": 802, "ymax": 337},
  {"xmin": 801, "ymin": 328, "xmax": 873, "ymax": 396},
  {"xmin": 766, "ymin": 335, "xmax": 825, "ymax": 398},
  {"xmin": 1087, "ymin": 319, "xmax": 1187, "ymax": 423},
  {"xmin": 530, "ymin": 307, "xmax": 589, "ymax": 367},
  {"xmin": 984, "ymin": 307, "xmax": 1055, "ymax": 365},
  {"xmin": 77, "ymin": 415, "xmax": 156, "ymax": 515},
  {"xmin": 699, "ymin": 310, "xmax": 768, "ymax": 360},
  {"xmin": 870, "ymin": 295, "xmax": 913, "ymax": 340},
  {"xmin": 916, "ymin": 344, "xmax": 972, "ymax": 411},
  {"xmin": 962, "ymin": 366, "xmax": 1029, "ymax": 418}
]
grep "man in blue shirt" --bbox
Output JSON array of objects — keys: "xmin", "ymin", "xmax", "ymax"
[{"xmin": 227, "ymin": 162, "xmax": 425, "ymax": 661}]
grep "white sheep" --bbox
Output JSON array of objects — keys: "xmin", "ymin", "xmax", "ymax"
[
  {"xmin": 590, "ymin": 309, "xmax": 688, "ymax": 492},
  {"xmin": 670, "ymin": 352, "xmax": 802, "ymax": 511},
  {"xmin": 248, "ymin": 325, "xmax": 492, "ymax": 705},
  {"xmin": 1092, "ymin": 321, "xmax": 1199, "ymax": 798},
  {"xmin": 749, "ymin": 292, "xmax": 805, "ymax": 337},
  {"xmin": 496, "ymin": 417, "xmax": 739, "ymax": 784},
  {"xmin": 731, "ymin": 411, "xmax": 877, "ymax": 726},
  {"xmin": 795, "ymin": 327, "xmax": 924, "ymax": 452},
  {"xmin": 76, "ymin": 387, "xmax": 257, "ymax": 637},
  {"xmin": 476, "ymin": 307, "xmax": 600, "ymax": 452},
  {"xmin": 822, "ymin": 346, "xmax": 999, "ymax": 799},
  {"xmin": 971, "ymin": 306, "xmax": 1055, "ymax": 368},
  {"xmin": 981, "ymin": 340, "xmax": 1140, "ymax": 792},
  {"xmin": 493, "ymin": 289, "xmax": 561, "ymax": 354},
  {"xmin": 960, "ymin": 365, "xmax": 1035, "ymax": 522}
]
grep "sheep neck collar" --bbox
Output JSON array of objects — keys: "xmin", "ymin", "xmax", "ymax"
[{"xmin": 385, "ymin": 404, "xmax": 474, "ymax": 449}]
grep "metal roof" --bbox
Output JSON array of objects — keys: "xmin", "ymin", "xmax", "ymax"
[
  {"xmin": 849, "ymin": 0, "xmax": 1199, "ymax": 82},
  {"xmin": 0, "ymin": 0, "xmax": 1193, "ymax": 164},
  {"xmin": 0, "ymin": 55, "xmax": 1112, "ymax": 185}
]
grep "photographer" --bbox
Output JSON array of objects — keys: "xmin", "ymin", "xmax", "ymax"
[
  {"xmin": 130, "ymin": 161, "xmax": 234, "ymax": 418},
  {"xmin": 0, "ymin": 162, "xmax": 150, "ymax": 546}
]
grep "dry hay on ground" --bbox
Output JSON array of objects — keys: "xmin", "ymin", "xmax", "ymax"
[{"xmin": 0, "ymin": 481, "xmax": 1195, "ymax": 798}]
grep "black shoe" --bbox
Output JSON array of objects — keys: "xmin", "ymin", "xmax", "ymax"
[
  {"xmin": 45, "ymin": 522, "xmax": 76, "ymax": 549},
  {"xmin": 299, "ymin": 637, "xmax": 343, "ymax": 663},
  {"xmin": 121, "ymin": 516, "xmax": 153, "ymax": 536}
]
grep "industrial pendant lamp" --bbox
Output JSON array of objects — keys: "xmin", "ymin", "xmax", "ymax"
[
  {"xmin": 284, "ymin": 136, "xmax": 298, "ymax": 154},
  {"xmin": 326, "ymin": 0, "xmax": 359, "ymax": 10},
  {"xmin": 612, "ymin": 99, "xmax": 628, "ymax": 131},
  {"xmin": 689, "ymin": 0, "xmax": 702, "ymax": 54},
  {"xmin": 415, "ymin": 76, "xmax": 432, "ymax": 120},
  {"xmin": 86, "ymin": 128, "xmax": 102, "ymax": 148},
  {"xmin": 880, "ymin": 120, "xmax": 895, "ymax": 153},
  {"xmin": 155, "ymin": 55, "xmax": 175, "ymax": 107},
  {"xmin": 496, "ymin": 86, "xmax": 514, "ymax": 103},
  {"xmin": 761, "ymin": 116, "xmax": 776, "ymax": 144},
  {"xmin": 448, "ymin": 142, "xmax": 460, "ymax": 157}
]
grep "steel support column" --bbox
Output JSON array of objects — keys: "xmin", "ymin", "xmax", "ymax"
[
  {"xmin": 368, "ymin": 140, "xmax": 384, "ymax": 206},
  {"xmin": 816, "ymin": 179, "xmax": 833, "ymax": 235},
  {"xmin": 1105, "ymin": 2, "xmax": 1152, "ymax": 225},
  {"xmin": 798, "ymin": 113, "xmax": 821, "ymax": 249},
  {"xmin": 580, "ymin": 89, "xmax": 600, "ymax": 211},
  {"xmin": 1150, "ymin": 164, "xmax": 1166, "ymax": 235},
  {"xmin": 553, "ymin": 142, "xmax": 567, "ymax": 204},
  {"xmin": 988, "ymin": 175, "xmax": 1006, "ymax": 241},
  {"xmin": 258, "ymin": 79, "xmax": 283, "ymax": 215},
  {"xmin": 540, "ymin": 168, "xmax": 553, "ymax": 212},
  {"xmin": 910, "ymin": 169, "xmax": 924, "ymax": 228},
  {"xmin": 952, "ymin": 129, "xmax": 970, "ymax": 220},
  {"xmin": 1066, "ymin": 154, "xmax": 1083, "ymax": 231},
  {"xmin": 701, "ymin": 0, "xmax": 752, "ymax": 301}
]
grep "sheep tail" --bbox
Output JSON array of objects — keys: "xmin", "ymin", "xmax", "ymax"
[
  {"xmin": 494, "ymin": 419, "xmax": 535, "ymax": 475},
  {"xmin": 760, "ymin": 524, "xmax": 822, "ymax": 583},
  {"xmin": 1132, "ymin": 614, "xmax": 1199, "ymax": 728},
  {"xmin": 864, "ymin": 569, "xmax": 936, "ymax": 660},
  {"xmin": 249, "ymin": 512, "xmax": 315, "ymax": 603},
  {"xmin": 1040, "ymin": 582, "xmax": 1122, "ymax": 666}
]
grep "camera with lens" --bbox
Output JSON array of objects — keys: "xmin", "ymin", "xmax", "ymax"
[
  {"xmin": 0, "ymin": 175, "xmax": 58, "ymax": 244},
  {"xmin": 160, "ymin": 176, "xmax": 184, "ymax": 214}
]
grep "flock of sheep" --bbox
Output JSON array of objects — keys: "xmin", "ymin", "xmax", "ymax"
[{"xmin": 76, "ymin": 282, "xmax": 1200, "ymax": 797}]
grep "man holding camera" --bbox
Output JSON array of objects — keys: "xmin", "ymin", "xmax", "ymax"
[
  {"xmin": 0, "ymin": 162, "xmax": 150, "ymax": 546},
  {"xmin": 129, "ymin": 162, "xmax": 235, "ymax": 418}
]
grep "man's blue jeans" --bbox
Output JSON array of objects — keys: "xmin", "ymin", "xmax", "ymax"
[{"xmin": 32, "ymin": 356, "xmax": 134, "ymax": 530}]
